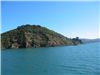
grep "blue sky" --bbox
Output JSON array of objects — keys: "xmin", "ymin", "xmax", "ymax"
[{"xmin": 1, "ymin": 1, "xmax": 99, "ymax": 39}]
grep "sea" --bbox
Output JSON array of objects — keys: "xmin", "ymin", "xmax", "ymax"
[{"xmin": 1, "ymin": 42, "xmax": 100, "ymax": 75}]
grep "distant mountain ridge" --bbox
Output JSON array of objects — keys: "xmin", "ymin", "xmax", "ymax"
[
  {"xmin": 1, "ymin": 24, "xmax": 82, "ymax": 49},
  {"xmin": 81, "ymin": 38, "xmax": 100, "ymax": 43}
]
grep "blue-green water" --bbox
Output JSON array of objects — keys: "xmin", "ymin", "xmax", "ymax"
[{"xmin": 1, "ymin": 43, "xmax": 100, "ymax": 75}]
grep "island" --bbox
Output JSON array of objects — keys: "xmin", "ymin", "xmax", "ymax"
[{"xmin": 1, "ymin": 24, "xmax": 82, "ymax": 49}]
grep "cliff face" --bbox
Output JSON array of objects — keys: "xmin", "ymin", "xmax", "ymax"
[{"xmin": 1, "ymin": 24, "xmax": 82, "ymax": 49}]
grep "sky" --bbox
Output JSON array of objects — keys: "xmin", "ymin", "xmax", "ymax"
[{"xmin": 1, "ymin": 1, "xmax": 100, "ymax": 39}]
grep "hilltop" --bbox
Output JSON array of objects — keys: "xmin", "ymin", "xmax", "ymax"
[{"xmin": 1, "ymin": 24, "xmax": 82, "ymax": 49}]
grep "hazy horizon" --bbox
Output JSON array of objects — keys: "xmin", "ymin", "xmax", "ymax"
[{"xmin": 1, "ymin": 1, "xmax": 99, "ymax": 39}]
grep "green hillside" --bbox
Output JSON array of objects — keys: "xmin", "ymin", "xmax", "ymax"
[{"xmin": 1, "ymin": 24, "xmax": 82, "ymax": 49}]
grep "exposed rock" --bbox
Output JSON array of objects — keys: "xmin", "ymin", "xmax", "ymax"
[{"xmin": 11, "ymin": 43, "xmax": 19, "ymax": 48}]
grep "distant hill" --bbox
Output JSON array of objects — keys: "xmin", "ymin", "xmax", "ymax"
[
  {"xmin": 1, "ymin": 24, "xmax": 82, "ymax": 49},
  {"xmin": 81, "ymin": 38, "xmax": 100, "ymax": 43}
]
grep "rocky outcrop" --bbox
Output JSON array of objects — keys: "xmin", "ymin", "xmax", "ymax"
[{"xmin": 11, "ymin": 43, "xmax": 19, "ymax": 48}]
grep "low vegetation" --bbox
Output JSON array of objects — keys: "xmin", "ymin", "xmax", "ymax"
[{"xmin": 1, "ymin": 24, "xmax": 82, "ymax": 49}]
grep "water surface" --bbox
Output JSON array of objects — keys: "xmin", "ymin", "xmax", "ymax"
[{"xmin": 2, "ymin": 43, "xmax": 100, "ymax": 75}]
